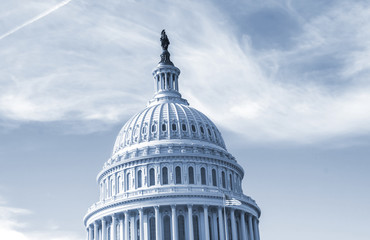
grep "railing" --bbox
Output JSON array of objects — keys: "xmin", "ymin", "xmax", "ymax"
[{"xmin": 87, "ymin": 185, "xmax": 256, "ymax": 214}]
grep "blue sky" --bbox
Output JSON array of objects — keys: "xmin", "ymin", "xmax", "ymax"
[{"xmin": 0, "ymin": 0, "xmax": 369, "ymax": 239}]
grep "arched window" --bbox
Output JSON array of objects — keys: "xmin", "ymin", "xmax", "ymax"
[
  {"xmin": 151, "ymin": 124, "xmax": 157, "ymax": 133},
  {"xmin": 126, "ymin": 173, "xmax": 131, "ymax": 191},
  {"xmin": 212, "ymin": 169, "xmax": 217, "ymax": 186},
  {"xmin": 193, "ymin": 215, "xmax": 200, "ymax": 240},
  {"xmin": 201, "ymin": 167, "xmax": 206, "ymax": 185},
  {"xmin": 162, "ymin": 167, "xmax": 168, "ymax": 185},
  {"xmin": 175, "ymin": 166, "xmax": 181, "ymax": 184},
  {"xmin": 191, "ymin": 124, "xmax": 196, "ymax": 132},
  {"xmin": 117, "ymin": 176, "xmax": 121, "ymax": 193},
  {"xmin": 149, "ymin": 168, "xmax": 155, "ymax": 186},
  {"xmin": 178, "ymin": 215, "xmax": 185, "ymax": 240},
  {"xmin": 172, "ymin": 123, "xmax": 177, "ymax": 131},
  {"xmin": 188, "ymin": 167, "xmax": 194, "ymax": 184},
  {"xmin": 162, "ymin": 123, "xmax": 167, "ymax": 132},
  {"xmin": 182, "ymin": 123, "xmax": 187, "ymax": 131},
  {"xmin": 149, "ymin": 217, "xmax": 155, "ymax": 240},
  {"xmin": 100, "ymin": 183, "xmax": 103, "ymax": 200},
  {"xmin": 230, "ymin": 174, "xmax": 233, "ymax": 190},
  {"xmin": 222, "ymin": 171, "xmax": 226, "ymax": 188},
  {"xmin": 163, "ymin": 215, "xmax": 171, "ymax": 240},
  {"xmin": 137, "ymin": 170, "xmax": 142, "ymax": 188},
  {"xmin": 104, "ymin": 180, "xmax": 107, "ymax": 198}
]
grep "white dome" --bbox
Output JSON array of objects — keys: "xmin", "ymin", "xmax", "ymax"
[{"xmin": 112, "ymin": 102, "xmax": 226, "ymax": 155}]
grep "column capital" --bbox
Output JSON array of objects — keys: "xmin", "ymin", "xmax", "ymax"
[
  {"xmin": 101, "ymin": 217, "xmax": 106, "ymax": 223},
  {"xmin": 94, "ymin": 221, "xmax": 99, "ymax": 226},
  {"xmin": 171, "ymin": 204, "xmax": 176, "ymax": 209},
  {"xmin": 204, "ymin": 204, "xmax": 209, "ymax": 209},
  {"xmin": 154, "ymin": 205, "xmax": 160, "ymax": 210}
]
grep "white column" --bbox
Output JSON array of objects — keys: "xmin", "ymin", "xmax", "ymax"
[
  {"xmin": 240, "ymin": 212, "xmax": 247, "ymax": 240},
  {"xmin": 253, "ymin": 217, "xmax": 260, "ymax": 240},
  {"xmin": 164, "ymin": 73, "xmax": 168, "ymax": 90},
  {"xmin": 124, "ymin": 211, "xmax": 129, "ymax": 240},
  {"xmin": 130, "ymin": 215, "xmax": 137, "ymax": 240},
  {"xmin": 102, "ymin": 219, "xmax": 107, "ymax": 240},
  {"xmin": 155, "ymin": 206, "xmax": 161, "ymax": 240},
  {"xmin": 212, "ymin": 212, "xmax": 219, "ymax": 240},
  {"xmin": 218, "ymin": 207, "xmax": 225, "ymax": 240},
  {"xmin": 139, "ymin": 208, "xmax": 144, "ymax": 240},
  {"xmin": 248, "ymin": 215, "xmax": 254, "ymax": 240},
  {"xmin": 130, "ymin": 215, "xmax": 135, "ymax": 240},
  {"xmin": 175, "ymin": 76, "xmax": 179, "ymax": 91},
  {"xmin": 188, "ymin": 205, "xmax": 194, "ymax": 240},
  {"xmin": 120, "ymin": 217, "xmax": 124, "ymax": 240},
  {"xmin": 230, "ymin": 209, "xmax": 237, "ymax": 240},
  {"xmin": 204, "ymin": 206, "xmax": 210, "ymax": 240},
  {"xmin": 94, "ymin": 222, "xmax": 99, "ymax": 240},
  {"xmin": 89, "ymin": 225, "xmax": 93, "ymax": 240},
  {"xmin": 171, "ymin": 205, "xmax": 178, "ymax": 240},
  {"xmin": 112, "ymin": 215, "xmax": 117, "ymax": 240},
  {"xmin": 143, "ymin": 212, "xmax": 148, "ymax": 240}
]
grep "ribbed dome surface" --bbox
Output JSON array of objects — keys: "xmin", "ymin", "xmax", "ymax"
[{"xmin": 112, "ymin": 102, "xmax": 226, "ymax": 154}]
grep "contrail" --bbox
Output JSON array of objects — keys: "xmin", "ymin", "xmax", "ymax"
[{"xmin": 0, "ymin": 0, "xmax": 72, "ymax": 40}]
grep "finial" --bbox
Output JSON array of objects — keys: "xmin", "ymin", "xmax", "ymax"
[{"xmin": 159, "ymin": 29, "xmax": 173, "ymax": 65}]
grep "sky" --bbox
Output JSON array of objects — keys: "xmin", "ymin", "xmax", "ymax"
[{"xmin": 0, "ymin": 0, "xmax": 369, "ymax": 239}]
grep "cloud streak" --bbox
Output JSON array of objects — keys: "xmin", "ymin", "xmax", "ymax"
[{"xmin": 0, "ymin": 0, "xmax": 72, "ymax": 40}]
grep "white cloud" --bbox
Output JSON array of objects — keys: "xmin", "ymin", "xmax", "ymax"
[
  {"xmin": 0, "ymin": 200, "xmax": 82, "ymax": 240},
  {"xmin": 0, "ymin": 0, "xmax": 370, "ymax": 143}
]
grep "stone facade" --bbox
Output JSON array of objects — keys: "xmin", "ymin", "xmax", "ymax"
[{"xmin": 84, "ymin": 33, "xmax": 261, "ymax": 240}]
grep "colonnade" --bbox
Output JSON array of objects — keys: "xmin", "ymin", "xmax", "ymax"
[{"xmin": 87, "ymin": 205, "xmax": 260, "ymax": 240}]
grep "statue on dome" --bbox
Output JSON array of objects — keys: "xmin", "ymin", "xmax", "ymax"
[{"xmin": 160, "ymin": 29, "xmax": 170, "ymax": 51}]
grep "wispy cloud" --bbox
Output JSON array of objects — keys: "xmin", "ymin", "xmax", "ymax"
[
  {"xmin": 0, "ymin": 0, "xmax": 72, "ymax": 40},
  {"xmin": 0, "ymin": 0, "xmax": 370, "ymax": 143},
  {"xmin": 0, "ymin": 199, "xmax": 82, "ymax": 240}
]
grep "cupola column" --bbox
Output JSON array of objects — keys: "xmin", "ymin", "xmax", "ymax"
[
  {"xmin": 139, "ymin": 208, "xmax": 144, "ymax": 240},
  {"xmin": 230, "ymin": 209, "xmax": 237, "ymax": 240},
  {"xmin": 154, "ymin": 206, "xmax": 161, "ymax": 240},
  {"xmin": 88, "ymin": 225, "xmax": 93, "ymax": 240},
  {"xmin": 124, "ymin": 211, "xmax": 129, "ymax": 240},
  {"xmin": 212, "ymin": 211, "xmax": 219, "ymax": 240},
  {"xmin": 94, "ymin": 221, "xmax": 99, "ymax": 240},
  {"xmin": 253, "ymin": 217, "xmax": 260, "ymax": 240},
  {"xmin": 240, "ymin": 212, "xmax": 247, "ymax": 240},
  {"xmin": 171, "ymin": 205, "xmax": 178, "ymax": 240},
  {"xmin": 204, "ymin": 205, "xmax": 210, "ymax": 240},
  {"xmin": 119, "ymin": 216, "xmax": 124, "ymax": 240},
  {"xmin": 188, "ymin": 205, "xmax": 194, "ymax": 240},
  {"xmin": 102, "ymin": 218, "xmax": 107, "ymax": 240},
  {"xmin": 218, "ymin": 207, "xmax": 225, "ymax": 240},
  {"xmin": 111, "ymin": 215, "xmax": 117, "ymax": 240},
  {"xmin": 248, "ymin": 215, "xmax": 254, "ymax": 240}
]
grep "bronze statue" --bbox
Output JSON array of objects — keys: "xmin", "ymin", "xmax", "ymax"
[{"xmin": 160, "ymin": 29, "xmax": 170, "ymax": 51}]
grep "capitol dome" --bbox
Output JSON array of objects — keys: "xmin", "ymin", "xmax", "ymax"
[
  {"xmin": 112, "ymin": 102, "xmax": 227, "ymax": 155},
  {"xmin": 84, "ymin": 30, "xmax": 261, "ymax": 240}
]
